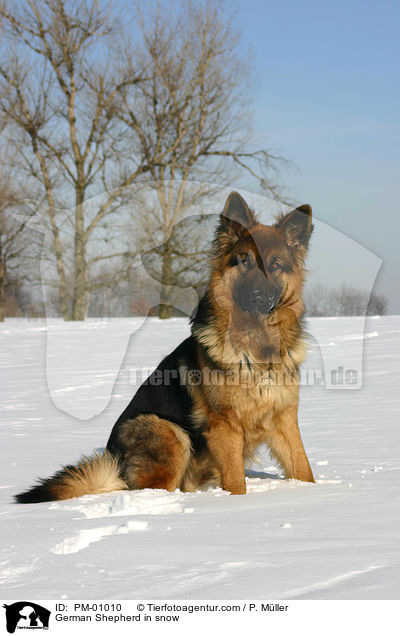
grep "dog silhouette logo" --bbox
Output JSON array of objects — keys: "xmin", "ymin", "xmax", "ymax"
[{"xmin": 3, "ymin": 602, "xmax": 50, "ymax": 633}]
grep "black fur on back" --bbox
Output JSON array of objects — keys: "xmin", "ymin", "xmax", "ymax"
[{"xmin": 106, "ymin": 336, "xmax": 208, "ymax": 457}]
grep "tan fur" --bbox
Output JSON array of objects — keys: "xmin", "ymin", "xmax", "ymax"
[
  {"xmin": 267, "ymin": 407, "xmax": 314, "ymax": 481},
  {"xmin": 189, "ymin": 205, "xmax": 315, "ymax": 492},
  {"xmin": 113, "ymin": 414, "xmax": 220, "ymax": 493},
  {"xmin": 203, "ymin": 414, "xmax": 246, "ymax": 494},
  {"xmin": 117, "ymin": 415, "xmax": 192, "ymax": 492},
  {"xmin": 50, "ymin": 451, "xmax": 127, "ymax": 500},
  {"xmin": 181, "ymin": 453, "xmax": 220, "ymax": 492}
]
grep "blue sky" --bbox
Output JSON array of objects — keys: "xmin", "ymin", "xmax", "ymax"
[{"xmin": 232, "ymin": 0, "xmax": 400, "ymax": 310}]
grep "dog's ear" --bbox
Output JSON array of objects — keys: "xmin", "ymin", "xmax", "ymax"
[
  {"xmin": 276, "ymin": 204, "xmax": 313, "ymax": 248},
  {"xmin": 219, "ymin": 192, "xmax": 258, "ymax": 239}
]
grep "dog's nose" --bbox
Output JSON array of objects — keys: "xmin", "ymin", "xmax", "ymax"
[
  {"xmin": 249, "ymin": 289, "xmax": 267, "ymax": 311},
  {"xmin": 249, "ymin": 288, "xmax": 279, "ymax": 314}
]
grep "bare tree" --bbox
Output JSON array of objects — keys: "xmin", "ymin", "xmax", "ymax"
[
  {"xmin": 0, "ymin": 0, "xmax": 284, "ymax": 320},
  {"xmin": 0, "ymin": 0, "xmax": 148, "ymax": 320},
  {"xmin": 142, "ymin": 209, "xmax": 214, "ymax": 301},
  {"xmin": 0, "ymin": 171, "xmax": 37, "ymax": 321},
  {"xmin": 0, "ymin": 178, "xmax": 17, "ymax": 321},
  {"xmin": 116, "ymin": 1, "xmax": 283, "ymax": 317}
]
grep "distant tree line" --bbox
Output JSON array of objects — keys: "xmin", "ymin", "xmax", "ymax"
[
  {"xmin": 304, "ymin": 283, "xmax": 388, "ymax": 317},
  {"xmin": 4, "ymin": 275, "xmax": 388, "ymax": 319}
]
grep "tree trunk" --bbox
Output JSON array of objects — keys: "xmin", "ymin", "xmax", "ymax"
[
  {"xmin": 71, "ymin": 195, "xmax": 87, "ymax": 320},
  {"xmin": 0, "ymin": 248, "xmax": 5, "ymax": 322},
  {"xmin": 158, "ymin": 238, "xmax": 173, "ymax": 319},
  {"xmin": 71, "ymin": 255, "xmax": 87, "ymax": 320},
  {"xmin": 159, "ymin": 299, "xmax": 172, "ymax": 319}
]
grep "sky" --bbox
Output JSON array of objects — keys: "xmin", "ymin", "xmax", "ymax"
[
  {"xmin": 231, "ymin": 0, "xmax": 400, "ymax": 311},
  {"xmin": 20, "ymin": 0, "xmax": 398, "ymax": 313}
]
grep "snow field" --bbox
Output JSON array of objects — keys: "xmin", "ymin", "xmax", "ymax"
[{"xmin": 1, "ymin": 316, "xmax": 399, "ymax": 599}]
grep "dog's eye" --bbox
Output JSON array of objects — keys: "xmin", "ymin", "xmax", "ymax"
[
  {"xmin": 238, "ymin": 252, "xmax": 252, "ymax": 269},
  {"xmin": 270, "ymin": 260, "xmax": 281, "ymax": 272}
]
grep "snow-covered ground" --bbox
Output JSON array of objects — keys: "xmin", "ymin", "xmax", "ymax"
[{"xmin": 1, "ymin": 316, "xmax": 399, "ymax": 600}]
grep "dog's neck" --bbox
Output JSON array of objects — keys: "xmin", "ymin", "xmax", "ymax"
[{"xmin": 191, "ymin": 292, "xmax": 307, "ymax": 374}]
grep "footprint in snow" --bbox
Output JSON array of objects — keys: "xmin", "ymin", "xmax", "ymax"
[
  {"xmin": 51, "ymin": 520, "xmax": 148, "ymax": 555},
  {"xmin": 50, "ymin": 489, "xmax": 195, "ymax": 519}
]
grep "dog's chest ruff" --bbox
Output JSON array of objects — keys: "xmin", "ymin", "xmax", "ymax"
[{"xmin": 225, "ymin": 364, "xmax": 299, "ymax": 418}]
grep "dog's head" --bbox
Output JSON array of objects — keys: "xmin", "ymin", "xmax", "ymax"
[{"xmin": 212, "ymin": 192, "xmax": 313, "ymax": 319}]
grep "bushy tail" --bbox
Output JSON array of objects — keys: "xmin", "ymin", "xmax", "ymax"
[{"xmin": 14, "ymin": 451, "xmax": 127, "ymax": 504}]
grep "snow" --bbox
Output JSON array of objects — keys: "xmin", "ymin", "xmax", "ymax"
[{"xmin": 1, "ymin": 316, "xmax": 399, "ymax": 600}]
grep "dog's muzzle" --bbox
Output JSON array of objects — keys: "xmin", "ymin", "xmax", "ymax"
[{"xmin": 248, "ymin": 288, "xmax": 280, "ymax": 315}]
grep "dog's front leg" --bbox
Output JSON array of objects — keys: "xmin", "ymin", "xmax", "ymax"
[
  {"xmin": 269, "ymin": 406, "xmax": 314, "ymax": 482},
  {"xmin": 204, "ymin": 415, "xmax": 246, "ymax": 494}
]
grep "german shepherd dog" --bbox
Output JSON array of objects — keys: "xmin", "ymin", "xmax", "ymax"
[{"xmin": 16, "ymin": 192, "xmax": 314, "ymax": 503}]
